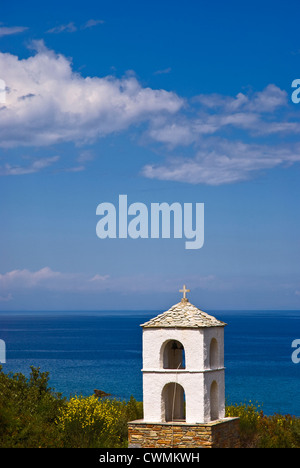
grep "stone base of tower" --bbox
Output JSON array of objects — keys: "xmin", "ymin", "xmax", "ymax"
[{"xmin": 128, "ymin": 418, "xmax": 240, "ymax": 449}]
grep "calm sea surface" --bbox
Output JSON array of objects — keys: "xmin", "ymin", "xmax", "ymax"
[{"xmin": 0, "ymin": 310, "xmax": 299, "ymax": 416}]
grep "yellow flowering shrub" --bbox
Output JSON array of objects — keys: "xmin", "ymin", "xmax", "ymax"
[{"xmin": 56, "ymin": 395, "xmax": 123, "ymax": 447}]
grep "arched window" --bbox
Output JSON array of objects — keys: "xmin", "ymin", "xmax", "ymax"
[
  {"xmin": 210, "ymin": 380, "xmax": 219, "ymax": 420},
  {"xmin": 162, "ymin": 382, "xmax": 186, "ymax": 422},
  {"xmin": 162, "ymin": 340, "xmax": 185, "ymax": 369},
  {"xmin": 209, "ymin": 338, "xmax": 218, "ymax": 369}
]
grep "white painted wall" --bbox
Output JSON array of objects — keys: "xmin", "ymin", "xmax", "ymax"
[
  {"xmin": 142, "ymin": 326, "xmax": 225, "ymax": 423},
  {"xmin": 142, "ymin": 327, "xmax": 224, "ymax": 370}
]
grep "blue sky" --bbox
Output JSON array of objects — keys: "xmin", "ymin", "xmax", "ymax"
[{"xmin": 0, "ymin": 0, "xmax": 300, "ymax": 310}]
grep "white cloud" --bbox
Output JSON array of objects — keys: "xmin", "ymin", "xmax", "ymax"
[
  {"xmin": 47, "ymin": 19, "xmax": 104, "ymax": 34},
  {"xmin": 77, "ymin": 150, "xmax": 95, "ymax": 163},
  {"xmin": 148, "ymin": 122, "xmax": 197, "ymax": 146},
  {"xmin": 0, "ymin": 267, "xmax": 217, "ymax": 296},
  {"xmin": 0, "ymin": 267, "xmax": 107, "ymax": 292},
  {"xmin": 82, "ymin": 19, "xmax": 105, "ymax": 29},
  {"xmin": 0, "ymin": 42, "xmax": 299, "ymax": 185},
  {"xmin": 154, "ymin": 67, "xmax": 172, "ymax": 75},
  {"xmin": 145, "ymin": 84, "xmax": 296, "ymax": 150},
  {"xmin": 0, "ymin": 155, "xmax": 59, "ymax": 176},
  {"xmin": 0, "ymin": 26, "xmax": 28, "ymax": 37},
  {"xmin": 195, "ymin": 84, "xmax": 288, "ymax": 113},
  {"xmin": 0, "ymin": 41, "xmax": 183, "ymax": 148},
  {"xmin": 0, "ymin": 267, "xmax": 62, "ymax": 289},
  {"xmin": 0, "ymin": 293, "xmax": 13, "ymax": 302},
  {"xmin": 89, "ymin": 274, "xmax": 110, "ymax": 282},
  {"xmin": 142, "ymin": 84, "xmax": 300, "ymax": 184},
  {"xmin": 142, "ymin": 140, "xmax": 300, "ymax": 185},
  {"xmin": 64, "ymin": 165, "xmax": 85, "ymax": 173},
  {"xmin": 47, "ymin": 22, "xmax": 77, "ymax": 34},
  {"xmin": 148, "ymin": 85, "xmax": 294, "ymax": 147},
  {"xmin": 247, "ymin": 84, "xmax": 288, "ymax": 112}
]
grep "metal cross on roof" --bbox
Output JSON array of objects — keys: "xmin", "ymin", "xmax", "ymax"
[{"xmin": 179, "ymin": 284, "xmax": 190, "ymax": 300}]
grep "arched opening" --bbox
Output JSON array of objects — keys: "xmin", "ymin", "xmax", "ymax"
[
  {"xmin": 162, "ymin": 340, "xmax": 185, "ymax": 369},
  {"xmin": 209, "ymin": 338, "xmax": 218, "ymax": 369},
  {"xmin": 210, "ymin": 380, "xmax": 219, "ymax": 421},
  {"xmin": 162, "ymin": 382, "xmax": 186, "ymax": 422}
]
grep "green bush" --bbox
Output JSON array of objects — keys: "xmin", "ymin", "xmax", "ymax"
[
  {"xmin": 0, "ymin": 366, "xmax": 142, "ymax": 448},
  {"xmin": 226, "ymin": 400, "xmax": 300, "ymax": 448},
  {"xmin": 0, "ymin": 366, "xmax": 298, "ymax": 448},
  {"xmin": 0, "ymin": 365, "xmax": 65, "ymax": 447}
]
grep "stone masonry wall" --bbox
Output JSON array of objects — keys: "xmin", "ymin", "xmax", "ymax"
[{"xmin": 128, "ymin": 418, "xmax": 240, "ymax": 449}]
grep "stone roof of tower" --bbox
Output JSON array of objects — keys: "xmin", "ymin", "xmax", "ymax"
[{"xmin": 141, "ymin": 299, "xmax": 226, "ymax": 328}]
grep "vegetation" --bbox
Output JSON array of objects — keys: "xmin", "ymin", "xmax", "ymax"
[
  {"xmin": 0, "ymin": 366, "xmax": 142, "ymax": 448},
  {"xmin": 0, "ymin": 366, "xmax": 299, "ymax": 448},
  {"xmin": 226, "ymin": 400, "xmax": 300, "ymax": 448},
  {"xmin": 57, "ymin": 394, "xmax": 142, "ymax": 448}
]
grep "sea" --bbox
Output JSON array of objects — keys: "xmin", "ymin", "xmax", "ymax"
[{"xmin": 0, "ymin": 310, "xmax": 299, "ymax": 417}]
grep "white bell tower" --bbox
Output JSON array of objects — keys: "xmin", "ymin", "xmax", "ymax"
[{"xmin": 141, "ymin": 285, "xmax": 226, "ymax": 424}]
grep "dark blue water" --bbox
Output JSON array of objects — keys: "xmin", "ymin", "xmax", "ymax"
[{"xmin": 0, "ymin": 310, "xmax": 299, "ymax": 416}]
